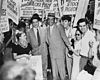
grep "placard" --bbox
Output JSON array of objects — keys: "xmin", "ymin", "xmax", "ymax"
[
  {"xmin": 73, "ymin": 0, "xmax": 89, "ymax": 26},
  {"xmin": 7, "ymin": 0, "xmax": 19, "ymax": 24},
  {"xmin": 43, "ymin": 0, "xmax": 52, "ymax": 10},
  {"xmin": 20, "ymin": 0, "xmax": 34, "ymax": 18},
  {"xmin": 0, "ymin": 0, "xmax": 9, "ymax": 33},
  {"xmin": 34, "ymin": 0, "xmax": 43, "ymax": 9},
  {"xmin": 17, "ymin": 55, "xmax": 43, "ymax": 80},
  {"xmin": 28, "ymin": 55, "xmax": 43, "ymax": 80},
  {"xmin": 94, "ymin": 0, "xmax": 100, "ymax": 30},
  {"xmin": 63, "ymin": 0, "xmax": 79, "ymax": 15},
  {"xmin": 50, "ymin": 0, "xmax": 60, "ymax": 18}
]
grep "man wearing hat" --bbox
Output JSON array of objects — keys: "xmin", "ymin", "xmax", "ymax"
[
  {"xmin": 27, "ymin": 13, "xmax": 48, "ymax": 80},
  {"xmin": 46, "ymin": 13, "xmax": 72, "ymax": 80}
]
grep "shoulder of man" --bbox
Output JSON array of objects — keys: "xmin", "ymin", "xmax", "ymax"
[
  {"xmin": 56, "ymin": 23, "xmax": 65, "ymax": 31},
  {"xmin": 88, "ymin": 30, "xmax": 95, "ymax": 37}
]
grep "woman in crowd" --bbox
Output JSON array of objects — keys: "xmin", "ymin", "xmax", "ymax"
[
  {"xmin": 71, "ymin": 29, "xmax": 83, "ymax": 80},
  {"xmin": 76, "ymin": 29, "xmax": 100, "ymax": 80},
  {"xmin": 17, "ymin": 21, "xmax": 26, "ymax": 33},
  {"xmin": 12, "ymin": 31, "xmax": 32, "ymax": 63}
]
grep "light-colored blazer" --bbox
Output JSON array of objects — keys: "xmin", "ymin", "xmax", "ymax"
[
  {"xmin": 46, "ymin": 24, "xmax": 71, "ymax": 59},
  {"xmin": 27, "ymin": 25, "xmax": 48, "ymax": 56}
]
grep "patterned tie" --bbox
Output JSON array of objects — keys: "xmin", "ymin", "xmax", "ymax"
[{"xmin": 37, "ymin": 29, "xmax": 41, "ymax": 46}]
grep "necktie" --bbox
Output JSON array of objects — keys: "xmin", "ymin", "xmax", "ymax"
[{"xmin": 37, "ymin": 29, "xmax": 41, "ymax": 46}]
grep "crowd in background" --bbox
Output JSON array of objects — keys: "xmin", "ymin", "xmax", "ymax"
[{"xmin": 0, "ymin": 12, "xmax": 100, "ymax": 80}]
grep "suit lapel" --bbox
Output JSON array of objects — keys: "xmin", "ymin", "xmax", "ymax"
[{"xmin": 51, "ymin": 24, "xmax": 57, "ymax": 37}]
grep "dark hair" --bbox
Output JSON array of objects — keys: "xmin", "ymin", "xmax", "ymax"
[
  {"xmin": 77, "ymin": 18, "xmax": 88, "ymax": 26},
  {"xmin": 30, "ymin": 13, "xmax": 41, "ymax": 23},
  {"xmin": 16, "ymin": 33, "xmax": 22, "ymax": 41},
  {"xmin": 61, "ymin": 15, "xmax": 71, "ymax": 22},
  {"xmin": 75, "ymin": 28, "xmax": 83, "ymax": 35},
  {"xmin": 17, "ymin": 22, "xmax": 26, "ymax": 30}
]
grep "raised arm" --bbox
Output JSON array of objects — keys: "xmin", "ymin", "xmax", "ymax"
[{"xmin": 58, "ymin": 24, "xmax": 72, "ymax": 50}]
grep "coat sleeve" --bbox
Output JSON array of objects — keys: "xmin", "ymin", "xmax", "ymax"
[{"xmin": 58, "ymin": 24, "xmax": 72, "ymax": 50}]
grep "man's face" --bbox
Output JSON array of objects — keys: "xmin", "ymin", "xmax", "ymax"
[
  {"xmin": 62, "ymin": 20, "xmax": 70, "ymax": 29},
  {"xmin": 79, "ymin": 22, "xmax": 88, "ymax": 34},
  {"xmin": 48, "ymin": 16, "xmax": 55, "ymax": 26},
  {"xmin": 75, "ymin": 30, "xmax": 82, "ymax": 41},
  {"xmin": 32, "ymin": 19, "xmax": 39, "ymax": 28}
]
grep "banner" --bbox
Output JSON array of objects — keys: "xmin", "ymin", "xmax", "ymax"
[
  {"xmin": 17, "ymin": 55, "xmax": 43, "ymax": 80},
  {"xmin": 20, "ymin": 0, "xmax": 34, "ymax": 18},
  {"xmin": 63, "ymin": 0, "xmax": 78, "ymax": 15},
  {"xmin": 43, "ymin": 0, "xmax": 52, "ymax": 10},
  {"xmin": 73, "ymin": 0, "xmax": 89, "ymax": 26},
  {"xmin": 0, "ymin": 0, "xmax": 9, "ymax": 33},
  {"xmin": 28, "ymin": 55, "xmax": 43, "ymax": 80},
  {"xmin": 7, "ymin": 0, "xmax": 19, "ymax": 24},
  {"xmin": 93, "ymin": 0, "xmax": 100, "ymax": 30},
  {"xmin": 50, "ymin": 0, "xmax": 60, "ymax": 18},
  {"xmin": 34, "ymin": 0, "xmax": 43, "ymax": 9}
]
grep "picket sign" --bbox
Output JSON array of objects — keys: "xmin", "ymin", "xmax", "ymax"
[
  {"xmin": 73, "ymin": 0, "xmax": 89, "ymax": 26},
  {"xmin": 0, "ymin": 0, "xmax": 9, "ymax": 33},
  {"xmin": 7, "ymin": 0, "xmax": 20, "ymax": 25},
  {"xmin": 17, "ymin": 55, "xmax": 43, "ymax": 80},
  {"xmin": 93, "ymin": 0, "xmax": 100, "ymax": 30},
  {"xmin": 63, "ymin": 0, "xmax": 79, "ymax": 15}
]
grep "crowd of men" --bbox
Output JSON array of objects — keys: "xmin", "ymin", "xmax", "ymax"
[{"xmin": 0, "ymin": 12, "xmax": 100, "ymax": 80}]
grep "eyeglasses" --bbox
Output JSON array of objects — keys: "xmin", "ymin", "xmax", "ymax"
[{"xmin": 75, "ymin": 34, "xmax": 81, "ymax": 36}]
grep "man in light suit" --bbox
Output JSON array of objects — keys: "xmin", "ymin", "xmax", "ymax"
[
  {"xmin": 46, "ymin": 13, "xmax": 72, "ymax": 80},
  {"xmin": 61, "ymin": 15, "xmax": 73, "ymax": 79},
  {"xmin": 27, "ymin": 13, "xmax": 48, "ymax": 80}
]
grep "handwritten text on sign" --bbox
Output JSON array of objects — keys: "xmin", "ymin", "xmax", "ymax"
[
  {"xmin": 64, "ymin": 1, "xmax": 78, "ymax": 15},
  {"xmin": 28, "ymin": 56, "xmax": 43, "ymax": 80},
  {"xmin": 34, "ymin": 0, "xmax": 43, "ymax": 9},
  {"xmin": 7, "ymin": 0, "xmax": 19, "ymax": 24},
  {"xmin": 0, "ymin": 0, "xmax": 9, "ymax": 33},
  {"xmin": 20, "ymin": 0, "xmax": 34, "ymax": 17},
  {"xmin": 94, "ymin": 0, "xmax": 100, "ymax": 30}
]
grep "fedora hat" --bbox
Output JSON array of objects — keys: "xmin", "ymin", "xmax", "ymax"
[
  {"xmin": 30, "ymin": 13, "xmax": 41, "ymax": 23},
  {"xmin": 48, "ymin": 13, "xmax": 55, "ymax": 18}
]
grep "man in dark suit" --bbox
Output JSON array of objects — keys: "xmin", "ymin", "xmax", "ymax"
[{"xmin": 46, "ymin": 13, "xmax": 72, "ymax": 80}]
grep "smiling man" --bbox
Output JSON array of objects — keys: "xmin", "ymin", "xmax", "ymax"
[
  {"xmin": 27, "ymin": 13, "xmax": 48, "ymax": 80},
  {"xmin": 77, "ymin": 18, "xmax": 95, "ymax": 71}
]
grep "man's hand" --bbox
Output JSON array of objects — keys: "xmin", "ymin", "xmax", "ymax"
[
  {"xmin": 31, "ymin": 47, "xmax": 40, "ymax": 55},
  {"xmin": 89, "ymin": 41, "xmax": 94, "ymax": 48}
]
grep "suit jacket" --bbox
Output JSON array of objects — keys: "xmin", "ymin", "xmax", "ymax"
[
  {"xmin": 27, "ymin": 25, "xmax": 48, "ymax": 56},
  {"xmin": 46, "ymin": 24, "xmax": 71, "ymax": 59}
]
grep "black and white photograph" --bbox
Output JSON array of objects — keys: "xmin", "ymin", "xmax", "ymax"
[{"xmin": 0, "ymin": 0, "xmax": 100, "ymax": 80}]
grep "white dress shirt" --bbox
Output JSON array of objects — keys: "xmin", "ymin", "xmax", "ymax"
[
  {"xmin": 80, "ymin": 30, "xmax": 95, "ymax": 57},
  {"xmin": 50, "ymin": 25, "xmax": 54, "ymax": 36},
  {"xmin": 33, "ymin": 28, "xmax": 40, "ymax": 41}
]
